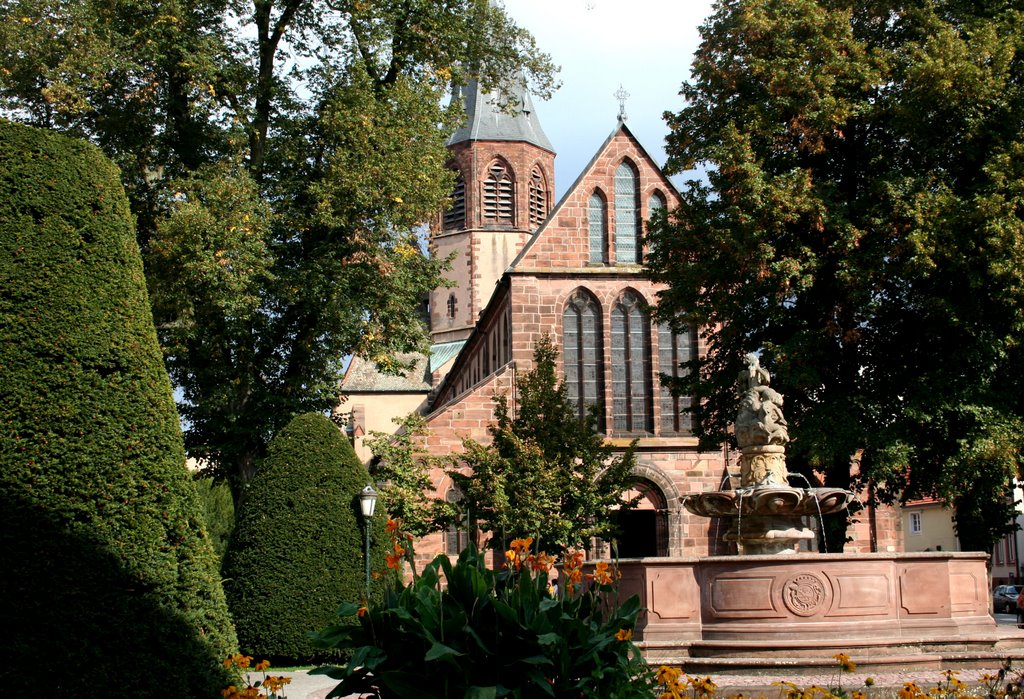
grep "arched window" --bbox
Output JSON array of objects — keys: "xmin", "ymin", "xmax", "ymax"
[
  {"xmin": 447, "ymin": 294, "xmax": 457, "ymax": 319},
  {"xmin": 611, "ymin": 290, "xmax": 652, "ymax": 434},
  {"xmin": 445, "ymin": 488, "xmax": 470, "ymax": 554},
  {"xmin": 615, "ymin": 162, "xmax": 640, "ymax": 264},
  {"xmin": 443, "ymin": 171, "xmax": 466, "ymax": 230},
  {"xmin": 482, "ymin": 160, "xmax": 514, "ymax": 225},
  {"xmin": 563, "ymin": 290, "xmax": 605, "ymax": 429},
  {"xmin": 588, "ymin": 191, "xmax": 608, "ymax": 264},
  {"xmin": 528, "ymin": 167, "xmax": 547, "ymax": 229},
  {"xmin": 648, "ymin": 191, "xmax": 666, "ymax": 218},
  {"xmin": 658, "ymin": 321, "xmax": 697, "ymax": 434}
]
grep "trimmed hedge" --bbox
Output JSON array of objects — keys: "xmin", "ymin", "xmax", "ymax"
[
  {"xmin": 223, "ymin": 412, "xmax": 388, "ymax": 663},
  {"xmin": 0, "ymin": 120, "xmax": 237, "ymax": 696}
]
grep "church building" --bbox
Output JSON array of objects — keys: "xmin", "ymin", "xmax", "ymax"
[{"xmin": 339, "ymin": 77, "xmax": 899, "ymax": 561}]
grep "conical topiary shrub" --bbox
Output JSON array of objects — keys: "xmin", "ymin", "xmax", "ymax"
[
  {"xmin": 223, "ymin": 412, "xmax": 388, "ymax": 663},
  {"xmin": 0, "ymin": 119, "xmax": 237, "ymax": 697}
]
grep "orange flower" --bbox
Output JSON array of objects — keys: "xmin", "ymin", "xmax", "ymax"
[
  {"xmin": 385, "ymin": 553, "xmax": 402, "ymax": 570},
  {"xmin": 529, "ymin": 551, "xmax": 555, "ymax": 572},
  {"xmin": 357, "ymin": 606, "xmax": 368, "ymax": 618},
  {"xmin": 510, "ymin": 536, "xmax": 533, "ymax": 553},
  {"xmin": 386, "ymin": 519, "xmax": 400, "ymax": 533},
  {"xmin": 615, "ymin": 628, "xmax": 632, "ymax": 641},
  {"xmin": 392, "ymin": 541, "xmax": 406, "ymax": 555},
  {"xmin": 590, "ymin": 561, "xmax": 615, "ymax": 585},
  {"xmin": 253, "ymin": 659, "xmax": 270, "ymax": 671}
]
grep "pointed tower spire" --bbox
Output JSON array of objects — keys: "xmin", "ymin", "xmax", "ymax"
[{"xmin": 447, "ymin": 78, "xmax": 554, "ymax": 153}]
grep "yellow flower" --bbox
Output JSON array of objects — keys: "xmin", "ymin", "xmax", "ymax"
[
  {"xmin": 656, "ymin": 666, "xmax": 682, "ymax": 685},
  {"xmin": 614, "ymin": 628, "xmax": 633, "ymax": 641},
  {"xmin": 254, "ymin": 659, "xmax": 270, "ymax": 671},
  {"xmin": 590, "ymin": 560, "xmax": 615, "ymax": 585}
]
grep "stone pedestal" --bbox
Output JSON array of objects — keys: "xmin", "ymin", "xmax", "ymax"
[{"xmin": 738, "ymin": 444, "xmax": 788, "ymax": 487}]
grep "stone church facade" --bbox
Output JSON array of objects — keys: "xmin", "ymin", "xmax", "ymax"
[{"xmin": 339, "ymin": 79, "xmax": 900, "ymax": 562}]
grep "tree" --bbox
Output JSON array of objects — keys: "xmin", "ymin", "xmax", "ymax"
[
  {"xmin": 0, "ymin": 0, "xmax": 557, "ymax": 500},
  {"xmin": 364, "ymin": 413, "xmax": 440, "ymax": 537},
  {"xmin": 645, "ymin": 0, "xmax": 1024, "ymax": 552},
  {"xmin": 0, "ymin": 120, "xmax": 237, "ymax": 696},
  {"xmin": 195, "ymin": 475, "xmax": 236, "ymax": 563},
  {"xmin": 449, "ymin": 336, "xmax": 638, "ymax": 554},
  {"xmin": 222, "ymin": 412, "xmax": 388, "ymax": 664}
]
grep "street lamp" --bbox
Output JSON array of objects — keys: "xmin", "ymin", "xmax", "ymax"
[{"xmin": 359, "ymin": 484, "xmax": 378, "ymax": 597}]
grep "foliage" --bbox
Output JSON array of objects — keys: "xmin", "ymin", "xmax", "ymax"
[
  {"xmin": 312, "ymin": 532, "xmax": 653, "ymax": 699},
  {"xmin": 645, "ymin": 0, "xmax": 1024, "ymax": 551},
  {"xmin": 0, "ymin": 120, "xmax": 236, "ymax": 696},
  {"xmin": 365, "ymin": 413, "xmax": 440, "ymax": 538},
  {"xmin": 0, "ymin": 0, "xmax": 557, "ymax": 500},
  {"xmin": 448, "ymin": 336, "xmax": 638, "ymax": 554},
  {"xmin": 222, "ymin": 412, "xmax": 389, "ymax": 664},
  {"xmin": 195, "ymin": 475, "xmax": 236, "ymax": 562}
]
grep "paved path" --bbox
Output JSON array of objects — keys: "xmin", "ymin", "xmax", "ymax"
[{"xmin": 274, "ymin": 665, "xmax": 1019, "ymax": 699}]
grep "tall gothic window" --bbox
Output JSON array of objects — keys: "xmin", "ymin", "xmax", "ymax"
[
  {"xmin": 447, "ymin": 294, "xmax": 457, "ymax": 319},
  {"xmin": 482, "ymin": 160, "xmax": 514, "ymax": 225},
  {"xmin": 648, "ymin": 191, "xmax": 666, "ymax": 218},
  {"xmin": 443, "ymin": 171, "xmax": 466, "ymax": 230},
  {"xmin": 611, "ymin": 290, "xmax": 652, "ymax": 433},
  {"xmin": 528, "ymin": 167, "xmax": 547, "ymax": 229},
  {"xmin": 615, "ymin": 161, "xmax": 640, "ymax": 264},
  {"xmin": 658, "ymin": 321, "xmax": 696, "ymax": 434},
  {"xmin": 563, "ymin": 290, "xmax": 605, "ymax": 430},
  {"xmin": 588, "ymin": 191, "xmax": 608, "ymax": 264},
  {"xmin": 444, "ymin": 488, "xmax": 470, "ymax": 554}
]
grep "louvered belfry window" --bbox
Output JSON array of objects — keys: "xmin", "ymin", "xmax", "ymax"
[
  {"xmin": 563, "ymin": 290, "xmax": 605, "ymax": 430},
  {"xmin": 611, "ymin": 290, "xmax": 652, "ymax": 434},
  {"xmin": 528, "ymin": 168, "xmax": 546, "ymax": 229},
  {"xmin": 482, "ymin": 161, "xmax": 514, "ymax": 225},
  {"xmin": 615, "ymin": 162, "xmax": 640, "ymax": 264},
  {"xmin": 589, "ymin": 192, "xmax": 608, "ymax": 264},
  {"xmin": 658, "ymin": 321, "xmax": 696, "ymax": 434},
  {"xmin": 443, "ymin": 172, "xmax": 466, "ymax": 230}
]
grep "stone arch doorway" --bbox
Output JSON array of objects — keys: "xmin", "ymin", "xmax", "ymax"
[{"xmin": 617, "ymin": 478, "xmax": 669, "ymax": 558}]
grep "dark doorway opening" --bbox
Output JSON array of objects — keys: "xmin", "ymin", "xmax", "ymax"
[{"xmin": 616, "ymin": 479, "xmax": 668, "ymax": 558}]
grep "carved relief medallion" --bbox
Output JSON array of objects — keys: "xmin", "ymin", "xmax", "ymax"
[{"xmin": 782, "ymin": 573, "xmax": 828, "ymax": 617}]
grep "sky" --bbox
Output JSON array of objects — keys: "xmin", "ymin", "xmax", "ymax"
[{"xmin": 502, "ymin": 0, "xmax": 715, "ymax": 199}]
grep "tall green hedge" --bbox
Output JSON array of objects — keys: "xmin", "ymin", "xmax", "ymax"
[
  {"xmin": 0, "ymin": 120, "xmax": 237, "ymax": 696},
  {"xmin": 223, "ymin": 412, "xmax": 388, "ymax": 663}
]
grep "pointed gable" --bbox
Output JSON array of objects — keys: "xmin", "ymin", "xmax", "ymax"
[{"xmin": 509, "ymin": 123, "xmax": 680, "ymax": 273}]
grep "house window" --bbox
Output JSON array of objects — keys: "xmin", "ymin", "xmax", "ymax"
[
  {"xmin": 528, "ymin": 167, "xmax": 546, "ymax": 229},
  {"xmin": 563, "ymin": 290, "xmax": 605, "ymax": 430},
  {"xmin": 588, "ymin": 191, "xmax": 608, "ymax": 264},
  {"xmin": 443, "ymin": 171, "xmax": 466, "ymax": 230},
  {"xmin": 909, "ymin": 511, "xmax": 922, "ymax": 535},
  {"xmin": 611, "ymin": 290, "xmax": 652, "ymax": 434},
  {"xmin": 447, "ymin": 294, "xmax": 457, "ymax": 319},
  {"xmin": 482, "ymin": 160, "xmax": 514, "ymax": 225},
  {"xmin": 658, "ymin": 321, "xmax": 696, "ymax": 434},
  {"xmin": 615, "ymin": 161, "xmax": 640, "ymax": 264},
  {"xmin": 444, "ymin": 488, "xmax": 470, "ymax": 554}
]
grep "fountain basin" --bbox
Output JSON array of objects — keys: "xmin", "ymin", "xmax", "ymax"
[
  {"xmin": 683, "ymin": 486, "xmax": 853, "ymax": 518},
  {"xmin": 605, "ymin": 552, "xmax": 1024, "ymax": 672}
]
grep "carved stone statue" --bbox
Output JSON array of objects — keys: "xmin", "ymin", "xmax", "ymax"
[{"xmin": 736, "ymin": 353, "xmax": 789, "ymax": 449}]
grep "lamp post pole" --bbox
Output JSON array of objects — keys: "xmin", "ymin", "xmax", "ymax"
[{"xmin": 359, "ymin": 484, "xmax": 378, "ymax": 599}]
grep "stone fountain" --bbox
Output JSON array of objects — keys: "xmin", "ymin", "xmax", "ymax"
[
  {"xmin": 682, "ymin": 353, "xmax": 853, "ymax": 554},
  {"xmin": 599, "ymin": 353, "xmax": 1024, "ymax": 674}
]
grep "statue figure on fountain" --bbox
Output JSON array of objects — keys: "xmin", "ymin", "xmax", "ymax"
[{"xmin": 736, "ymin": 353, "xmax": 789, "ymax": 449}]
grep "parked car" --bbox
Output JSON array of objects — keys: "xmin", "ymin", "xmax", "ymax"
[{"xmin": 993, "ymin": 585, "xmax": 1020, "ymax": 613}]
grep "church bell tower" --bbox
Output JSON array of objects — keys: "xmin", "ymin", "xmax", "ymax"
[{"xmin": 429, "ymin": 78, "xmax": 555, "ymax": 345}]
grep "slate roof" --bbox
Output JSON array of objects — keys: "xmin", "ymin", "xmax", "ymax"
[
  {"xmin": 447, "ymin": 79, "xmax": 554, "ymax": 152},
  {"xmin": 341, "ymin": 352, "xmax": 432, "ymax": 393}
]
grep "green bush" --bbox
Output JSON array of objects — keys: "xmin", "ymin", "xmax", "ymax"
[
  {"xmin": 0, "ymin": 120, "xmax": 237, "ymax": 696},
  {"xmin": 313, "ymin": 535, "xmax": 653, "ymax": 699},
  {"xmin": 195, "ymin": 476, "xmax": 236, "ymax": 563},
  {"xmin": 223, "ymin": 412, "xmax": 388, "ymax": 663}
]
